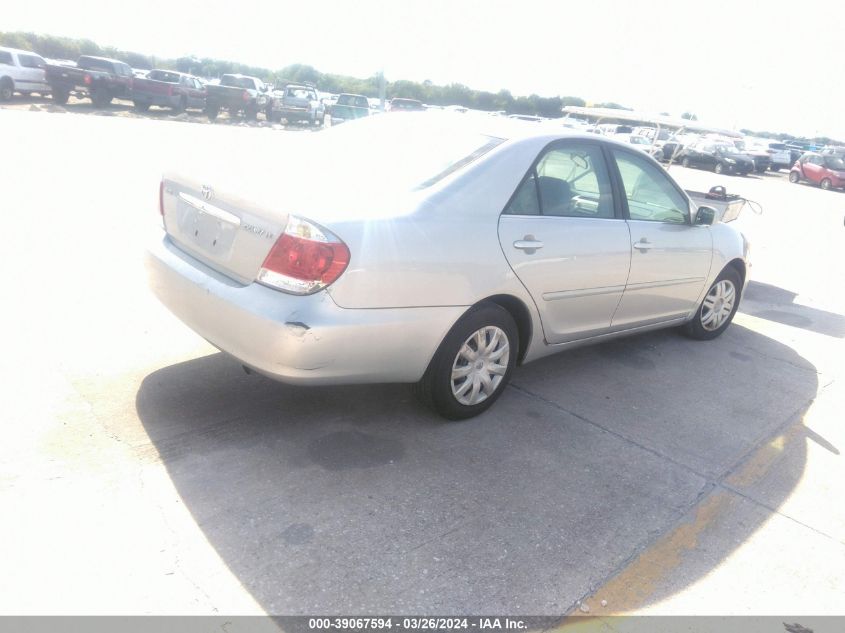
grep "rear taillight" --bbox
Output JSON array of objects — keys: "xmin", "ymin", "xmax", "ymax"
[
  {"xmin": 84, "ymin": 74, "xmax": 92, "ymax": 85},
  {"xmin": 242, "ymin": 90, "xmax": 250, "ymax": 102},
  {"xmin": 257, "ymin": 216, "xmax": 350, "ymax": 295},
  {"xmin": 159, "ymin": 180, "xmax": 165, "ymax": 216},
  {"xmin": 167, "ymin": 84, "xmax": 174, "ymax": 96}
]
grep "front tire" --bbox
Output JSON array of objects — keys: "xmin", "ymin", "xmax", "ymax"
[
  {"xmin": 52, "ymin": 89, "xmax": 69, "ymax": 105},
  {"xmin": 789, "ymin": 171, "xmax": 800, "ymax": 183},
  {"xmin": 714, "ymin": 162, "xmax": 724, "ymax": 174},
  {"xmin": 414, "ymin": 303, "xmax": 518, "ymax": 420},
  {"xmin": 91, "ymin": 89, "xmax": 112, "ymax": 107},
  {"xmin": 821, "ymin": 178, "xmax": 832, "ymax": 190},
  {"xmin": 0, "ymin": 78, "xmax": 14, "ymax": 101},
  {"xmin": 681, "ymin": 157, "xmax": 691, "ymax": 168},
  {"xmin": 681, "ymin": 267, "xmax": 742, "ymax": 341}
]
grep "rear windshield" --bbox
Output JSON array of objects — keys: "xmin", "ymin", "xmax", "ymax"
[
  {"xmin": 0, "ymin": 51, "xmax": 13, "ymax": 65},
  {"xmin": 148, "ymin": 70, "xmax": 181, "ymax": 83},
  {"xmin": 287, "ymin": 87, "xmax": 315, "ymax": 99},
  {"xmin": 392, "ymin": 99, "xmax": 423, "ymax": 110},
  {"xmin": 314, "ymin": 113, "xmax": 504, "ymax": 190},
  {"xmin": 78, "ymin": 57, "xmax": 115, "ymax": 72},
  {"xmin": 337, "ymin": 94, "xmax": 368, "ymax": 107},
  {"xmin": 221, "ymin": 76, "xmax": 256, "ymax": 89}
]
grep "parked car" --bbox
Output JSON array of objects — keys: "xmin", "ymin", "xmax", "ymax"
[
  {"xmin": 789, "ymin": 152, "xmax": 845, "ymax": 190},
  {"xmin": 205, "ymin": 74, "xmax": 269, "ymax": 120},
  {"xmin": 45, "ymin": 55, "xmax": 133, "ymax": 106},
  {"xmin": 0, "ymin": 47, "xmax": 50, "ymax": 100},
  {"xmin": 267, "ymin": 83, "xmax": 325, "ymax": 125},
  {"xmin": 131, "ymin": 69, "xmax": 206, "ymax": 113},
  {"xmin": 747, "ymin": 140, "xmax": 792, "ymax": 171},
  {"xmin": 387, "ymin": 97, "xmax": 424, "ymax": 112},
  {"xmin": 612, "ymin": 133, "xmax": 662, "ymax": 159},
  {"xmin": 595, "ymin": 123, "xmax": 634, "ymax": 136},
  {"xmin": 147, "ymin": 113, "xmax": 749, "ymax": 420},
  {"xmin": 733, "ymin": 139, "xmax": 772, "ymax": 173},
  {"xmin": 329, "ymin": 93, "xmax": 370, "ymax": 125},
  {"xmin": 679, "ymin": 141, "xmax": 755, "ymax": 175}
]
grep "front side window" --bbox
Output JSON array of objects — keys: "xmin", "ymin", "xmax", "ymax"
[
  {"xmin": 505, "ymin": 142, "xmax": 614, "ymax": 218},
  {"xmin": 612, "ymin": 150, "xmax": 689, "ymax": 224},
  {"xmin": 18, "ymin": 54, "xmax": 45, "ymax": 69}
]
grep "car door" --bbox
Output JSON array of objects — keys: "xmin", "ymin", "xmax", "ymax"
[
  {"xmin": 16, "ymin": 53, "xmax": 47, "ymax": 91},
  {"xmin": 498, "ymin": 140, "xmax": 632, "ymax": 343},
  {"xmin": 190, "ymin": 78, "xmax": 205, "ymax": 108},
  {"xmin": 802, "ymin": 155, "xmax": 824, "ymax": 184},
  {"xmin": 609, "ymin": 148, "xmax": 712, "ymax": 328}
]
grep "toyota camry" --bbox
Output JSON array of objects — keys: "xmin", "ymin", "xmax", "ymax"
[{"xmin": 146, "ymin": 112, "xmax": 750, "ymax": 419}]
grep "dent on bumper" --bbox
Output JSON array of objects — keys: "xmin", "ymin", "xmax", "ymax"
[{"xmin": 145, "ymin": 234, "xmax": 466, "ymax": 385}]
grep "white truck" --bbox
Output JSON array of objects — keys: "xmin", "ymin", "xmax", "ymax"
[{"xmin": 0, "ymin": 47, "xmax": 50, "ymax": 101}]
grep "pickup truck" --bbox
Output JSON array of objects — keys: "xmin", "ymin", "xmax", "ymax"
[
  {"xmin": 266, "ymin": 83, "xmax": 325, "ymax": 125},
  {"xmin": 205, "ymin": 74, "xmax": 269, "ymax": 120},
  {"xmin": 0, "ymin": 47, "xmax": 50, "ymax": 100},
  {"xmin": 131, "ymin": 69, "xmax": 206, "ymax": 113},
  {"xmin": 328, "ymin": 93, "xmax": 370, "ymax": 126},
  {"xmin": 45, "ymin": 55, "xmax": 133, "ymax": 106}
]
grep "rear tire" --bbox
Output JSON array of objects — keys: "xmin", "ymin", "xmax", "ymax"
[
  {"xmin": 134, "ymin": 102, "xmax": 150, "ymax": 112},
  {"xmin": 206, "ymin": 104, "xmax": 219, "ymax": 120},
  {"xmin": 413, "ymin": 303, "xmax": 518, "ymax": 420},
  {"xmin": 681, "ymin": 157, "xmax": 691, "ymax": 168},
  {"xmin": 821, "ymin": 178, "xmax": 832, "ymax": 190},
  {"xmin": 173, "ymin": 96, "xmax": 186, "ymax": 114},
  {"xmin": 681, "ymin": 267, "xmax": 742, "ymax": 341}
]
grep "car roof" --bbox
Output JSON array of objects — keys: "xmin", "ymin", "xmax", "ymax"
[
  {"xmin": 0, "ymin": 46, "xmax": 45, "ymax": 56},
  {"xmin": 79, "ymin": 55, "xmax": 124, "ymax": 63}
]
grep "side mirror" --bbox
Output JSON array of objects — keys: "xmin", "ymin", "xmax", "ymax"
[{"xmin": 694, "ymin": 205, "xmax": 717, "ymax": 226}]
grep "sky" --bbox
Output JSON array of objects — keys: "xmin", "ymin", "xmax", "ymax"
[{"xmin": 5, "ymin": 0, "xmax": 844, "ymax": 139}]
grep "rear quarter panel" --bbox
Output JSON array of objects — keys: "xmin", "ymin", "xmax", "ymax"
[{"xmin": 325, "ymin": 137, "xmax": 544, "ymax": 311}]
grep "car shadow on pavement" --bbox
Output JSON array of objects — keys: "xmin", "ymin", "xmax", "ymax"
[
  {"xmin": 745, "ymin": 280, "xmax": 845, "ymax": 338},
  {"xmin": 135, "ymin": 315, "xmax": 820, "ymax": 614}
]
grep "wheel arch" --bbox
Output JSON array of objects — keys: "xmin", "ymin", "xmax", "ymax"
[
  {"xmin": 478, "ymin": 294, "xmax": 534, "ymax": 364},
  {"xmin": 726, "ymin": 258, "xmax": 746, "ymax": 287}
]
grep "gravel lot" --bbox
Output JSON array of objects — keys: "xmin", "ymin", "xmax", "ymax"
[{"xmin": 1, "ymin": 101, "xmax": 844, "ymax": 617}]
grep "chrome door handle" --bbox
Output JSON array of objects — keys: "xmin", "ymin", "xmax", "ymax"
[
  {"xmin": 513, "ymin": 238, "xmax": 544, "ymax": 251},
  {"xmin": 633, "ymin": 240, "xmax": 653, "ymax": 251}
]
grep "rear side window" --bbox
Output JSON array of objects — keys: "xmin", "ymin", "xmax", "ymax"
[
  {"xmin": 0, "ymin": 51, "xmax": 13, "ymax": 65},
  {"xmin": 505, "ymin": 142, "xmax": 614, "ymax": 218},
  {"xmin": 612, "ymin": 150, "xmax": 689, "ymax": 224}
]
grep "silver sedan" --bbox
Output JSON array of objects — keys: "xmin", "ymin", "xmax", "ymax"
[{"xmin": 146, "ymin": 112, "xmax": 750, "ymax": 419}]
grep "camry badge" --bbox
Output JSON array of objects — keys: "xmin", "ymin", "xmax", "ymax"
[{"xmin": 201, "ymin": 185, "xmax": 213, "ymax": 201}]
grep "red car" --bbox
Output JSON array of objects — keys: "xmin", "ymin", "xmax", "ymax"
[{"xmin": 789, "ymin": 152, "xmax": 845, "ymax": 190}]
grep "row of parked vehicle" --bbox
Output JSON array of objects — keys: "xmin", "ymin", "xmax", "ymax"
[
  {"xmin": 4, "ymin": 45, "xmax": 843, "ymax": 189},
  {"xmin": 573, "ymin": 121, "xmax": 845, "ymax": 190},
  {"xmin": 0, "ymin": 47, "xmax": 419, "ymax": 126}
]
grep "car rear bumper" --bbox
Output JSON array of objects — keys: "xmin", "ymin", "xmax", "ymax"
[{"xmin": 145, "ymin": 233, "xmax": 465, "ymax": 385}]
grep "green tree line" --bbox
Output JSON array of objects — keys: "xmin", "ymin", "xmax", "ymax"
[{"xmin": 0, "ymin": 30, "xmax": 580, "ymax": 117}]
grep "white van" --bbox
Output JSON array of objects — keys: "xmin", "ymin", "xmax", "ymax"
[{"xmin": 0, "ymin": 47, "xmax": 50, "ymax": 101}]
